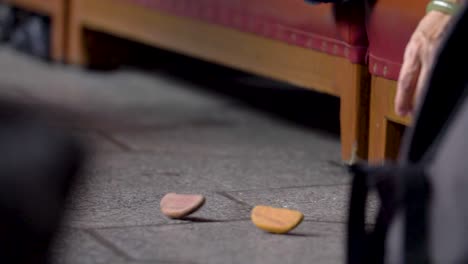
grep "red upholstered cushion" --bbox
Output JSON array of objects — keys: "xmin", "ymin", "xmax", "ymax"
[
  {"xmin": 121, "ymin": 0, "xmax": 368, "ymax": 63},
  {"xmin": 367, "ymin": 0, "xmax": 427, "ymax": 80}
]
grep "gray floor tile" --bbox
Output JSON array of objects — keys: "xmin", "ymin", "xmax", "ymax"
[
  {"xmin": 184, "ymin": 192, "xmax": 251, "ymax": 221},
  {"xmin": 64, "ymin": 188, "xmax": 168, "ymax": 229},
  {"xmin": 0, "ymin": 47, "xmax": 348, "ymax": 264},
  {"xmin": 76, "ymin": 152, "xmax": 348, "ymax": 194},
  {"xmin": 66, "ymin": 177, "xmax": 251, "ymax": 228},
  {"xmin": 95, "ymin": 221, "xmax": 344, "ymax": 264},
  {"xmin": 0, "ymin": 48, "xmax": 226, "ymax": 112},
  {"xmin": 193, "ymin": 154, "xmax": 349, "ymax": 190},
  {"xmin": 65, "ymin": 188, "xmax": 250, "ymax": 228},
  {"xmin": 51, "ymin": 229, "xmax": 126, "ymax": 264},
  {"xmin": 75, "ymin": 153, "xmax": 227, "ymax": 193},
  {"xmin": 227, "ymin": 186, "xmax": 349, "ymax": 223},
  {"xmin": 110, "ymin": 118, "xmax": 341, "ymax": 161},
  {"xmin": 228, "ymin": 186, "xmax": 377, "ymax": 223},
  {"xmin": 81, "ymin": 132, "xmax": 126, "ymax": 153}
]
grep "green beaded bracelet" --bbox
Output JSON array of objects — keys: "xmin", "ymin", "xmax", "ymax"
[{"xmin": 427, "ymin": 0, "xmax": 461, "ymax": 15}]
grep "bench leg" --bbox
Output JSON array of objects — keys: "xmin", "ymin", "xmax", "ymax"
[
  {"xmin": 67, "ymin": 0, "xmax": 87, "ymax": 65},
  {"xmin": 368, "ymin": 77, "xmax": 409, "ymax": 163},
  {"xmin": 338, "ymin": 61, "xmax": 371, "ymax": 163},
  {"xmin": 50, "ymin": 0, "xmax": 65, "ymax": 62}
]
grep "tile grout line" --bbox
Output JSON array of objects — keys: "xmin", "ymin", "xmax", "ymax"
[
  {"xmin": 137, "ymin": 259, "xmax": 200, "ymax": 264},
  {"xmin": 95, "ymin": 130, "xmax": 134, "ymax": 152},
  {"xmin": 303, "ymin": 219, "xmax": 346, "ymax": 224},
  {"xmin": 216, "ymin": 192, "xmax": 349, "ymax": 225},
  {"xmin": 86, "ymin": 218, "xmax": 252, "ymax": 231},
  {"xmin": 91, "ymin": 144, "xmax": 346, "ymax": 161},
  {"xmin": 221, "ymin": 183, "xmax": 351, "ymax": 194},
  {"xmin": 84, "ymin": 229, "xmax": 135, "ymax": 261},
  {"xmin": 216, "ymin": 191, "xmax": 253, "ymax": 209},
  {"xmin": 70, "ymin": 217, "xmax": 346, "ymax": 232}
]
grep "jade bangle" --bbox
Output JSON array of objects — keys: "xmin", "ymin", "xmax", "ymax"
[{"xmin": 427, "ymin": 0, "xmax": 461, "ymax": 15}]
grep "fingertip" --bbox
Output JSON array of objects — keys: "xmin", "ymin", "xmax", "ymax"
[{"xmin": 395, "ymin": 106, "xmax": 409, "ymax": 117}]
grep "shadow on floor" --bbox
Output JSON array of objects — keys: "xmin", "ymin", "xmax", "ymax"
[{"xmin": 87, "ymin": 32, "xmax": 341, "ymax": 138}]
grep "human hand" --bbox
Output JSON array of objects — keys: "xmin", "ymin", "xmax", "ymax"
[{"xmin": 395, "ymin": 10, "xmax": 452, "ymax": 116}]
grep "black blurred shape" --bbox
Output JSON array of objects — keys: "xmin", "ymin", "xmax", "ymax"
[
  {"xmin": 0, "ymin": 101, "xmax": 85, "ymax": 264},
  {"xmin": 0, "ymin": 3, "xmax": 51, "ymax": 60},
  {"xmin": 0, "ymin": 3, "xmax": 15, "ymax": 42}
]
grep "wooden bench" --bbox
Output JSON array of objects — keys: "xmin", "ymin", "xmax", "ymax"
[
  {"xmin": 366, "ymin": 0, "xmax": 425, "ymax": 162},
  {"xmin": 66, "ymin": 0, "xmax": 371, "ymax": 162}
]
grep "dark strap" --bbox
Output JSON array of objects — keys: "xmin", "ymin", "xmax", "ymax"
[
  {"xmin": 347, "ymin": 163, "xmax": 430, "ymax": 264},
  {"xmin": 347, "ymin": 163, "xmax": 399, "ymax": 264},
  {"xmin": 347, "ymin": 164, "xmax": 368, "ymax": 264},
  {"xmin": 403, "ymin": 166, "xmax": 431, "ymax": 263}
]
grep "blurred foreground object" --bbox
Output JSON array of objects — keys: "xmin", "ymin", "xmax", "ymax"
[
  {"xmin": 347, "ymin": 2, "xmax": 468, "ymax": 263},
  {"xmin": 0, "ymin": 100, "xmax": 86, "ymax": 264},
  {"xmin": 0, "ymin": 3, "xmax": 15, "ymax": 41},
  {"xmin": 0, "ymin": 2, "xmax": 51, "ymax": 60},
  {"xmin": 10, "ymin": 10, "xmax": 50, "ymax": 60}
]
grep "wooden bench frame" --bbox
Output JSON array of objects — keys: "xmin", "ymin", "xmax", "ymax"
[
  {"xmin": 368, "ymin": 77, "xmax": 411, "ymax": 163},
  {"xmin": 67, "ymin": 0, "xmax": 371, "ymax": 161},
  {"xmin": 6, "ymin": 0, "xmax": 67, "ymax": 62}
]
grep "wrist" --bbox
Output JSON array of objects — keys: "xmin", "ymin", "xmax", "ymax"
[{"xmin": 427, "ymin": 0, "xmax": 462, "ymax": 15}]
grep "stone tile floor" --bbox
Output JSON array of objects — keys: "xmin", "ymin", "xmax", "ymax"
[{"xmin": 0, "ymin": 46, "xmax": 357, "ymax": 264}]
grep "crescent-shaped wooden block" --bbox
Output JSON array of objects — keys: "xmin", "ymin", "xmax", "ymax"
[
  {"xmin": 251, "ymin": 205, "xmax": 304, "ymax": 234},
  {"xmin": 160, "ymin": 193, "xmax": 206, "ymax": 219}
]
